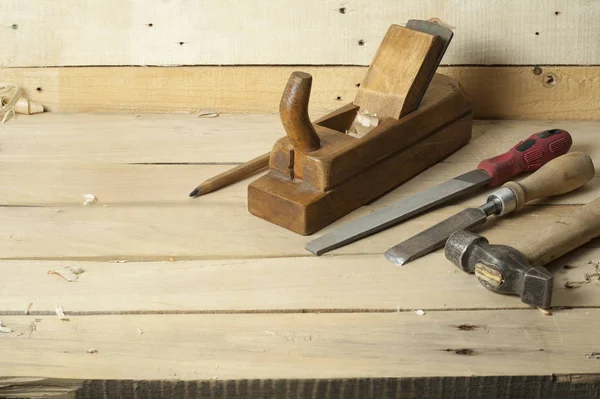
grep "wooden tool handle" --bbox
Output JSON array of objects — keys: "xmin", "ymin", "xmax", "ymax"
[
  {"xmin": 279, "ymin": 72, "xmax": 321, "ymax": 153},
  {"xmin": 516, "ymin": 196, "xmax": 600, "ymax": 267},
  {"xmin": 503, "ymin": 152, "xmax": 595, "ymax": 210}
]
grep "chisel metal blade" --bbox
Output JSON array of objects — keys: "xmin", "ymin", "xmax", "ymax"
[
  {"xmin": 305, "ymin": 170, "xmax": 492, "ymax": 255},
  {"xmin": 384, "ymin": 208, "xmax": 488, "ymax": 266}
]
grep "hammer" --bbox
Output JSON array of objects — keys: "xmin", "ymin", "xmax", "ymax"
[{"xmin": 445, "ymin": 196, "xmax": 600, "ymax": 308}]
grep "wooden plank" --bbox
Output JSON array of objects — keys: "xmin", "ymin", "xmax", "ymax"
[
  {"xmin": 0, "ymin": 310, "xmax": 599, "ymax": 380},
  {"xmin": 3, "ymin": 376, "xmax": 600, "ymax": 399},
  {"xmin": 0, "ymin": 117, "xmax": 599, "ymax": 207},
  {"xmin": 1, "ymin": 1, "xmax": 598, "ymax": 66},
  {"xmin": 0, "ymin": 203, "xmax": 597, "ymax": 260},
  {"xmin": 1, "ymin": 66, "xmax": 599, "ymax": 119},
  {"xmin": 2, "ymin": 161, "xmax": 598, "ymax": 207},
  {"xmin": 1, "ymin": 115, "xmax": 599, "ymax": 164},
  {"xmin": 0, "ymin": 113, "xmax": 283, "ymax": 163},
  {"xmin": 0, "ymin": 377, "xmax": 80, "ymax": 399},
  {"xmin": 0, "ymin": 247, "xmax": 598, "ymax": 313}
]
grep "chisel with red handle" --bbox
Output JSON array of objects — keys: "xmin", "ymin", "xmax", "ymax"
[{"xmin": 305, "ymin": 128, "xmax": 572, "ymax": 255}]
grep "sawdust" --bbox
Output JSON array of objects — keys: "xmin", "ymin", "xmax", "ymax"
[
  {"xmin": 414, "ymin": 310, "xmax": 426, "ymax": 316},
  {"xmin": 87, "ymin": 348, "xmax": 98, "ymax": 354},
  {"xmin": 564, "ymin": 261, "xmax": 600, "ymax": 289},
  {"xmin": 0, "ymin": 320, "xmax": 13, "ymax": 333},
  {"xmin": 29, "ymin": 318, "xmax": 41, "ymax": 337},
  {"xmin": 48, "ymin": 266, "xmax": 84, "ymax": 282},
  {"xmin": 538, "ymin": 307, "xmax": 552, "ymax": 316},
  {"xmin": 196, "ymin": 110, "xmax": 219, "ymax": 118},
  {"xmin": 82, "ymin": 194, "xmax": 97, "ymax": 206},
  {"xmin": 55, "ymin": 305, "xmax": 69, "ymax": 321}
]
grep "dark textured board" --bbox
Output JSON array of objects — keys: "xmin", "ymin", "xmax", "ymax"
[{"xmin": 2, "ymin": 375, "xmax": 600, "ymax": 399}]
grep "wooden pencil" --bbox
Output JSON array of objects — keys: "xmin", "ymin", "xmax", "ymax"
[{"xmin": 189, "ymin": 152, "xmax": 270, "ymax": 197}]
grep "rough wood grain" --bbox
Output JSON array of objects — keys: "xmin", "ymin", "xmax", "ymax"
[
  {"xmin": 0, "ymin": 310, "xmax": 599, "ymax": 380},
  {"xmin": 3, "ymin": 114, "xmax": 598, "ymax": 164},
  {"xmin": 0, "ymin": 116, "xmax": 598, "ymax": 207},
  {"xmin": 2, "ymin": 162, "xmax": 598, "ymax": 208},
  {"xmin": 0, "ymin": 377, "xmax": 80, "ymax": 399},
  {"xmin": 1, "ymin": 1, "xmax": 598, "ymax": 66},
  {"xmin": 1, "ymin": 66, "xmax": 598, "ymax": 119},
  {"xmin": 3, "ymin": 375, "xmax": 600, "ymax": 399},
  {"xmin": 0, "ymin": 248, "xmax": 598, "ymax": 314},
  {"xmin": 0, "ymin": 203, "xmax": 596, "ymax": 260}
]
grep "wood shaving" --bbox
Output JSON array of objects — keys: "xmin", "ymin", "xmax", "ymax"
[
  {"xmin": 29, "ymin": 318, "xmax": 41, "ymax": 336},
  {"xmin": 538, "ymin": 307, "xmax": 552, "ymax": 316},
  {"xmin": 48, "ymin": 266, "xmax": 84, "ymax": 282},
  {"xmin": 414, "ymin": 310, "xmax": 426, "ymax": 316},
  {"xmin": 0, "ymin": 320, "xmax": 13, "ymax": 333},
  {"xmin": 137, "ymin": 328, "xmax": 144, "ymax": 335},
  {"xmin": 586, "ymin": 352, "xmax": 600, "ymax": 359},
  {"xmin": 82, "ymin": 194, "xmax": 97, "ymax": 205},
  {"xmin": 0, "ymin": 84, "xmax": 44, "ymax": 123},
  {"xmin": 55, "ymin": 305, "xmax": 69, "ymax": 321},
  {"xmin": 109, "ymin": 259, "xmax": 129, "ymax": 263},
  {"xmin": 196, "ymin": 110, "xmax": 219, "ymax": 118},
  {"xmin": 25, "ymin": 303, "xmax": 33, "ymax": 315},
  {"xmin": 87, "ymin": 348, "xmax": 98, "ymax": 354},
  {"xmin": 564, "ymin": 261, "xmax": 600, "ymax": 289},
  {"xmin": 349, "ymin": 109, "xmax": 379, "ymax": 137},
  {"xmin": 0, "ymin": 84, "xmax": 21, "ymax": 123}
]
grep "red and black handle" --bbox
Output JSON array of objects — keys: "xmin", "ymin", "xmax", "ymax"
[{"xmin": 477, "ymin": 128, "xmax": 572, "ymax": 186}]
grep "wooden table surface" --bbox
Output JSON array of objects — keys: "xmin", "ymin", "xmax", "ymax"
[{"xmin": 1, "ymin": 114, "xmax": 599, "ymax": 397}]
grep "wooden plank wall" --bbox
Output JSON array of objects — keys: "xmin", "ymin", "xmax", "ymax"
[{"xmin": 0, "ymin": 0, "xmax": 598, "ymax": 118}]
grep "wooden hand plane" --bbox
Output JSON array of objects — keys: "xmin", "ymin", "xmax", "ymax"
[{"xmin": 248, "ymin": 21, "xmax": 473, "ymax": 235}]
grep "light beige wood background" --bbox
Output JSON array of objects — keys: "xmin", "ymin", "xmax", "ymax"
[
  {"xmin": 1, "ymin": 116, "xmax": 600, "ymax": 382},
  {"xmin": 0, "ymin": 1, "xmax": 598, "ymax": 118},
  {"xmin": 0, "ymin": 0, "xmax": 598, "ymax": 66}
]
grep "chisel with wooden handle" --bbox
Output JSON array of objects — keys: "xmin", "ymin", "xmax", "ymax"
[
  {"xmin": 305, "ymin": 129, "xmax": 572, "ymax": 255},
  {"xmin": 384, "ymin": 152, "xmax": 595, "ymax": 266}
]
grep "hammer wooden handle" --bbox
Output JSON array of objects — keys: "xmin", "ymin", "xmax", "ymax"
[
  {"xmin": 503, "ymin": 152, "xmax": 595, "ymax": 210},
  {"xmin": 280, "ymin": 72, "xmax": 321, "ymax": 153},
  {"xmin": 516, "ymin": 196, "xmax": 600, "ymax": 267}
]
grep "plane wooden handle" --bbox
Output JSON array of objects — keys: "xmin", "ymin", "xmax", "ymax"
[
  {"xmin": 279, "ymin": 71, "xmax": 321, "ymax": 153},
  {"xmin": 516, "ymin": 196, "xmax": 600, "ymax": 267},
  {"xmin": 503, "ymin": 152, "xmax": 595, "ymax": 210}
]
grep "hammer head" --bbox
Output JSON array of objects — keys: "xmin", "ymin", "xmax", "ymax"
[{"xmin": 444, "ymin": 230, "xmax": 553, "ymax": 308}]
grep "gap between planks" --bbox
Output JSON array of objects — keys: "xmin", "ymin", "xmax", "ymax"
[{"xmin": 0, "ymin": 307, "xmax": 598, "ymax": 317}]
